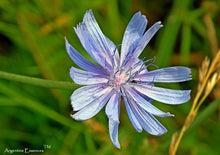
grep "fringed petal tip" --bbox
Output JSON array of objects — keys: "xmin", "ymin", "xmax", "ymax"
[
  {"xmin": 183, "ymin": 89, "xmax": 191, "ymax": 103},
  {"xmin": 70, "ymin": 100, "xmax": 78, "ymax": 112},
  {"xmin": 135, "ymin": 11, "xmax": 147, "ymax": 22},
  {"xmin": 70, "ymin": 113, "xmax": 78, "ymax": 120},
  {"xmin": 167, "ymin": 112, "xmax": 175, "ymax": 117},
  {"xmin": 155, "ymin": 128, "xmax": 168, "ymax": 136},
  {"xmin": 70, "ymin": 101, "xmax": 75, "ymax": 111},
  {"xmin": 70, "ymin": 112, "xmax": 91, "ymax": 121},
  {"xmin": 159, "ymin": 112, "xmax": 174, "ymax": 117},
  {"xmin": 65, "ymin": 37, "xmax": 70, "ymax": 50},
  {"xmin": 85, "ymin": 9, "xmax": 93, "ymax": 15},
  {"xmin": 157, "ymin": 21, "xmax": 163, "ymax": 27}
]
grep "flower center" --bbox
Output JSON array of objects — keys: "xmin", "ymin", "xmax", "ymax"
[{"xmin": 108, "ymin": 73, "xmax": 129, "ymax": 88}]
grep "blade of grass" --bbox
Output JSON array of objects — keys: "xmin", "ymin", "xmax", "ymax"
[
  {"xmin": 0, "ymin": 129, "xmax": 42, "ymax": 144},
  {"xmin": 180, "ymin": 23, "xmax": 191, "ymax": 65},
  {"xmin": 191, "ymin": 19, "xmax": 207, "ymax": 40},
  {"xmin": 59, "ymin": 129, "xmax": 80, "ymax": 154},
  {"xmin": 0, "ymin": 82, "xmax": 82, "ymax": 132},
  {"xmin": 187, "ymin": 98, "xmax": 220, "ymax": 133},
  {"xmin": 84, "ymin": 129, "xmax": 96, "ymax": 154},
  {"xmin": 156, "ymin": 0, "xmax": 192, "ymax": 67},
  {"xmin": 156, "ymin": 14, "xmax": 182, "ymax": 67},
  {"xmin": 0, "ymin": 97, "xmax": 19, "ymax": 106}
]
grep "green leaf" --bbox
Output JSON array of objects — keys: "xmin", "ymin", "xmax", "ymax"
[
  {"xmin": 187, "ymin": 98, "xmax": 220, "ymax": 133},
  {"xmin": 180, "ymin": 23, "xmax": 191, "ymax": 65}
]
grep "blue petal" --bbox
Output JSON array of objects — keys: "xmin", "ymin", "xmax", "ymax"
[
  {"xmin": 105, "ymin": 37, "xmax": 120, "ymax": 68},
  {"xmin": 133, "ymin": 22, "xmax": 163, "ymax": 58},
  {"xmin": 70, "ymin": 85, "xmax": 110, "ymax": 111},
  {"xmin": 75, "ymin": 23, "xmax": 120, "ymax": 70},
  {"xmin": 109, "ymin": 119, "xmax": 120, "ymax": 148},
  {"xmin": 65, "ymin": 38, "xmax": 106, "ymax": 74},
  {"xmin": 71, "ymin": 88, "xmax": 113, "ymax": 121},
  {"xmin": 128, "ymin": 99, "xmax": 167, "ymax": 135},
  {"xmin": 120, "ymin": 12, "xmax": 147, "ymax": 65},
  {"xmin": 82, "ymin": 10, "xmax": 112, "ymax": 57},
  {"xmin": 133, "ymin": 85, "xmax": 191, "ymax": 104},
  {"xmin": 135, "ymin": 67, "xmax": 192, "ymax": 83},
  {"xmin": 74, "ymin": 24, "xmax": 102, "ymax": 64},
  {"xmin": 121, "ymin": 88, "xmax": 143, "ymax": 132},
  {"xmin": 105, "ymin": 93, "xmax": 121, "ymax": 148},
  {"xmin": 75, "ymin": 10, "xmax": 118, "ymax": 71},
  {"xmin": 125, "ymin": 86, "xmax": 174, "ymax": 117},
  {"xmin": 74, "ymin": 23, "xmax": 109, "ymax": 69},
  {"xmin": 105, "ymin": 92, "xmax": 121, "ymax": 122},
  {"xmin": 133, "ymin": 85, "xmax": 154, "ymax": 103},
  {"xmin": 70, "ymin": 67, "xmax": 108, "ymax": 85}
]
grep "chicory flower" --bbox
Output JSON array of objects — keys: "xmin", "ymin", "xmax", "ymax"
[{"xmin": 65, "ymin": 10, "xmax": 191, "ymax": 148}]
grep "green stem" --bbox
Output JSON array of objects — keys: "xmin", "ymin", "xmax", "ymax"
[{"xmin": 0, "ymin": 71, "xmax": 78, "ymax": 90}]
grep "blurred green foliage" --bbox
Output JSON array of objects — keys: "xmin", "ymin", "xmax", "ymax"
[{"xmin": 0, "ymin": 0, "xmax": 220, "ymax": 154}]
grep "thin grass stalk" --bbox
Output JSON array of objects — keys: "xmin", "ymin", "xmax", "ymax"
[{"xmin": 169, "ymin": 50, "xmax": 220, "ymax": 155}]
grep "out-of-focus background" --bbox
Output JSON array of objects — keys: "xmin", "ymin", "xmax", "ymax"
[{"xmin": 0, "ymin": 0, "xmax": 220, "ymax": 154}]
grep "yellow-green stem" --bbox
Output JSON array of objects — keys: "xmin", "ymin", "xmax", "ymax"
[{"xmin": 0, "ymin": 71, "xmax": 78, "ymax": 90}]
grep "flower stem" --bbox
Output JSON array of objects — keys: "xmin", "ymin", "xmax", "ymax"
[{"xmin": 0, "ymin": 71, "xmax": 78, "ymax": 90}]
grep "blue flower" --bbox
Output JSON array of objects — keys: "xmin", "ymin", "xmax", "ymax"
[{"xmin": 65, "ymin": 10, "xmax": 191, "ymax": 148}]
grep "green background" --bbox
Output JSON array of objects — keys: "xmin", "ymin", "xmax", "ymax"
[{"xmin": 0, "ymin": 0, "xmax": 220, "ymax": 154}]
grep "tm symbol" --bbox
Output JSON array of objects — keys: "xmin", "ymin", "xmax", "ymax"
[{"xmin": 44, "ymin": 144, "xmax": 51, "ymax": 149}]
